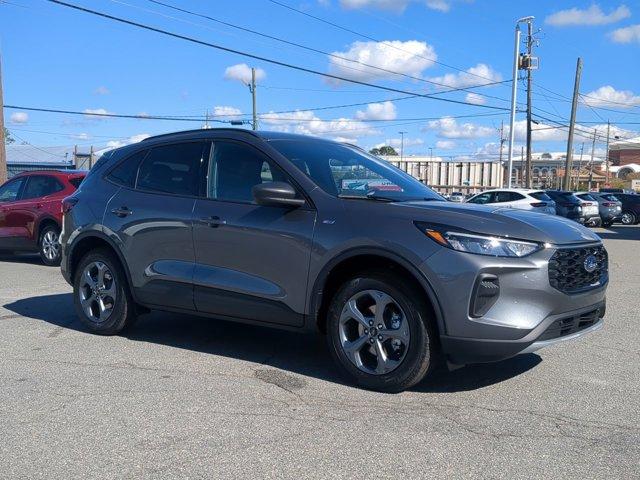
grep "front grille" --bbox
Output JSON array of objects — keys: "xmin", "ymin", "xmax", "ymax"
[
  {"xmin": 538, "ymin": 308, "xmax": 602, "ymax": 341},
  {"xmin": 548, "ymin": 245, "xmax": 608, "ymax": 294}
]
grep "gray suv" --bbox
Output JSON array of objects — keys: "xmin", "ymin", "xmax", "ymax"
[{"xmin": 60, "ymin": 129, "xmax": 608, "ymax": 392}]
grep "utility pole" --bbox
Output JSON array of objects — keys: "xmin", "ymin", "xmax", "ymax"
[
  {"xmin": 524, "ymin": 20, "xmax": 536, "ymax": 189},
  {"xmin": 605, "ymin": 120, "xmax": 611, "ymax": 186},
  {"xmin": 250, "ymin": 67, "xmax": 257, "ymax": 131},
  {"xmin": 588, "ymin": 129, "xmax": 596, "ymax": 191},
  {"xmin": 575, "ymin": 143, "xmax": 584, "ymax": 190},
  {"xmin": 498, "ymin": 120, "xmax": 506, "ymax": 186},
  {"xmin": 563, "ymin": 57, "xmax": 582, "ymax": 190},
  {"xmin": 0, "ymin": 54, "xmax": 7, "ymax": 183},
  {"xmin": 520, "ymin": 146, "xmax": 525, "ymax": 187},
  {"xmin": 399, "ymin": 131, "xmax": 406, "ymax": 164},
  {"xmin": 507, "ymin": 16, "xmax": 534, "ymax": 188}
]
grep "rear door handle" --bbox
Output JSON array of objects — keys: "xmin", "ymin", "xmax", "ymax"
[
  {"xmin": 199, "ymin": 216, "xmax": 226, "ymax": 228},
  {"xmin": 111, "ymin": 206, "xmax": 133, "ymax": 217}
]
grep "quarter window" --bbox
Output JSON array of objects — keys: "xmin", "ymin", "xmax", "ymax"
[
  {"xmin": 137, "ymin": 143, "xmax": 207, "ymax": 196},
  {"xmin": 208, "ymin": 141, "xmax": 293, "ymax": 203},
  {"xmin": 22, "ymin": 175, "xmax": 64, "ymax": 200}
]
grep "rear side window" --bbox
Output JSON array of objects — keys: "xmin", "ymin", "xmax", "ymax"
[
  {"xmin": 530, "ymin": 191, "xmax": 552, "ymax": 201},
  {"xmin": 494, "ymin": 191, "xmax": 520, "ymax": 202},
  {"xmin": 22, "ymin": 175, "xmax": 64, "ymax": 200},
  {"xmin": 69, "ymin": 177, "xmax": 84, "ymax": 189},
  {"xmin": 137, "ymin": 143, "xmax": 207, "ymax": 196},
  {"xmin": 107, "ymin": 150, "xmax": 148, "ymax": 188}
]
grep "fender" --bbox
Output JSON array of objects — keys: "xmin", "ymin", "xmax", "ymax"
[
  {"xmin": 34, "ymin": 214, "xmax": 61, "ymax": 241},
  {"xmin": 66, "ymin": 229, "xmax": 141, "ymax": 305},
  {"xmin": 308, "ymin": 246, "xmax": 446, "ymax": 335}
]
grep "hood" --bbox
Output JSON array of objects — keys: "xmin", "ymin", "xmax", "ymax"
[{"xmin": 397, "ymin": 201, "xmax": 601, "ymax": 245}]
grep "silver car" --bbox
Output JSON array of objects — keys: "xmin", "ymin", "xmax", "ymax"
[{"xmin": 60, "ymin": 129, "xmax": 608, "ymax": 392}]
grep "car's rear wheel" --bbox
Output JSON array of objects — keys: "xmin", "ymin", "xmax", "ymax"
[
  {"xmin": 73, "ymin": 249, "xmax": 137, "ymax": 335},
  {"xmin": 621, "ymin": 211, "xmax": 636, "ymax": 225},
  {"xmin": 39, "ymin": 224, "xmax": 62, "ymax": 266},
  {"xmin": 326, "ymin": 270, "xmax": 436, "ymax": 392}
]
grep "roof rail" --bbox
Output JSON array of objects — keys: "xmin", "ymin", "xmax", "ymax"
[{"xmin": 141, "ymin": 128, "xmax": 258, "ymax": 142}]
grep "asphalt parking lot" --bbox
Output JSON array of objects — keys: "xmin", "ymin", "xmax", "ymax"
[{"xmin": 1, "ymin": 226, "xmax": 639, "ymax": 479}]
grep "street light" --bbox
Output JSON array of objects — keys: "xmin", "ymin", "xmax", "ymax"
[{"xmin": 507, "ymin": 16, "xmax": 535, "ymax": 189}]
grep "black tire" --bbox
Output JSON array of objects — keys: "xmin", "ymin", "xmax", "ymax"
[
  {"xmin": 38, "ymin": 224, "xmax": 62, "ymax": 266},
  {"xmin": 326, "ymin": 269, "xmax": 436, "ymax": 393},
  {"xmin": 73, "ymin": 248, "xmax": 137, "ymax": 335},
  {"xmin": 620, "ymin": 211, "xmax": 636, "ymax": 225},
  {"xmin": 602, "ymin": 220, "xmax": 613, "ymax": 228}
]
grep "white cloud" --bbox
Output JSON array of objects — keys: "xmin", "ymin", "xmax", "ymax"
[
  {"xmin": 94, "ymin": 86, "xmax": 110, "ymax": 95},
  {"xmin": 424, "ymin": 117, "xmax": 494, "ymax": 139},
  {"xmin": 106, "ymin": 133, "xmax": 150, "ymax": 149},
  {"xmin": 377, "ymin": 137, "xmax": 424, "ymax": 149},
  {"xmin": 428, "ymin": 63, "xmax": 502, "ymax": 89},
  {"xmin": 338, "ymin": 0, "xmax": 453, "ymax": 12},
  {"xmin": 224, "ymin": 63, "xmax": 266, "ymax": 84},
  {"xmin": 436, "ymin": 140, "xmax": 455, "ymax": 149},
  {"xmin": 464, "ymin": 92, "xmax": 486, "ymax": 105},
  {"xmin": 581, "ymin": 85, "xmax": 640, "ymax": 108},
  {"xmin": 545, "ymin": 4, "xmax": 630, "ymax": 27},
  {"xmin": 328, "ymin": 40, "xmax": 437, "ymax": 83},
  {"xmin": 260, "ymin": 110, "xmax": 379, "ymax": 142},
  {"xmin": 610, "ymin": 24, "xmax": 640, "ymax": 43},
  {"xmin": 83, "ymin": 108, "xmax": 113, "ymax": 120},
  {"xmin": 355, "ymin": 101, "xmax": 397, "ymax": 120},
  {"xmin": 10, "ymin": 112, "xmax": 28, "ymax": 124},
  {"xmin": 72, "ymin": 133, "xmax": 90, "ymax": 140},
  {"xmin": 212, "ymin": 106, "xmax": 243, "ymax": 121}
]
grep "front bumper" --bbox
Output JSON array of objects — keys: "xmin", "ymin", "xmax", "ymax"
[{"xmin": 440, "ymin": 301, "xmax": 605, "ymax": 364}]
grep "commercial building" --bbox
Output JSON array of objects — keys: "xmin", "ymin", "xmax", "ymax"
[{"xmin": 6, "ymin": 144, "xmax": 96, "ymax": 178}]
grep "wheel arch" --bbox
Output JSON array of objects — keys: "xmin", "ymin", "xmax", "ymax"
[
  {"xmin": 35, "ymin": 216, "xmax": 60, "ymax": 242},
  {"xmin": 309, "ymin": 248, "xmax": 445, "ymax": 337},
  {"xmin": 67, "ymin": 231, "xmax": 138, "ymax": 303}
]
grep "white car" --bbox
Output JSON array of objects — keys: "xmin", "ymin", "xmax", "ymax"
[
  {"xmin": 449, "ymin": 191, "xmax": 465, "ymax": 203},
  {"xmin": 466, "ymin": 189, "xmax": 557, "ymax": 214}
]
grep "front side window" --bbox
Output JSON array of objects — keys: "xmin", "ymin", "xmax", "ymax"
[
  {"xmin": 208, "ymin": 141, "xmax": 292, "ymax": 203},
  {"xmin": 137, "ymin": 143, "xmax": 206, "ymax": 196},
  {"xmin": 0, "ymin": 177, "xmax": 25, "ymax": 202},
  {"xmin": 269, "ymin": 139, "xmax": 443, "ymax": 202},
  {"xmin": 22, "ymin": 175, "xmax": 64, "ymax": 200}
]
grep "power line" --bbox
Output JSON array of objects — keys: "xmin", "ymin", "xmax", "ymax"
[
  {"xmin": 47, "ymin": 0, "xmax": 511, "ymax": 112},
  {"xmin": 145, "ymin": 0, "xmax": 512, "ymax": 101},
  {"xmin": 266, "ymin": 0, "xmax": 507, "ymax": 85}
]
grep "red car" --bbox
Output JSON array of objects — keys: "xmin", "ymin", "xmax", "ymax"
[{"xmin": 0, "ymin": 170, "xmax": 86, "ymax": 265}]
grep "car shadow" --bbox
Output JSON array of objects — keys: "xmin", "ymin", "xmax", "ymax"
[
  {"xmin": 4, "ymin": 293, "xmax": 541, "ymax": 393},
  {"xmin": 594, "ymin": 225, "xmax": 640, "ymax": 241},
  {"xmin": 0, "ymin": 253, "xmax": 43, "ymax": 265}
]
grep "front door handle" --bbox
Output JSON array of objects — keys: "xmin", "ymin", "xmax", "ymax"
[
  {"xmin": 199, "ymin": 216, "xmax": 226, "ymax": 228},
  {"xmin": 111, "ymin": 206, "xmax": 133, "ymax": 217}
]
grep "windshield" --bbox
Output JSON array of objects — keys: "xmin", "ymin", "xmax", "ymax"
[
  {"xmin": 530, "ymin": 191, "xmax": 552, "ymax": 201},
  {"xmin": 269, "ymin": 139, "xmax": 444, "ymax": 202},
  {"xmin": 578, "ymin": 193, "xmax": 597, "ymax": 201},
  {"xmin": 600, "ymin": 194, "xmax": 619, "ymax": 202}
]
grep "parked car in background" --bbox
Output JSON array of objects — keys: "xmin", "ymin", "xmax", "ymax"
[
  {"xmin": 614, "ymin": 193, "xmax": 640, "ymax": 225},
  {"xmin": 545, "ymin": 190, "xmax": 586, "ymax": 224},
  {"xmin": 575, "ymin": 195, "xmax": 601, "ymax": 227},
  {"xmin": 599, "ymin": 188, "xmax": 635, "ymax": 194},
  {"xmin": 448, "ymin": 191, "xmax": 465, "ymax": 203},
  {"xmin": 60, "ymin": 129, "xmax": 608, "ymax": 392},
  {"xmin": 577, "ymin": 192, "xmax": 621, "ymax": 228},
  {"xmin": 0, "ymin": 170, "xmax": 85, "ymax": 265},
  {"xmin": 466, "ymin": 189, "xmax": 556, "ymax": 215}
]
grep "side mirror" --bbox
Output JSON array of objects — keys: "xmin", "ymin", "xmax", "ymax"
[{"xmin": 252, "ymin": 182, "xmax": 306, "ymax": 208}]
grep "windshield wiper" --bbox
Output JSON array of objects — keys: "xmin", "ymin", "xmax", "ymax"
[{"xmin": 337, "ymin": 194, "xmax": 394, "ymax": 202}]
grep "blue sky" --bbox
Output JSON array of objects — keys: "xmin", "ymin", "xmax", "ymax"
[{"xmin": 1, "ymin": 0, "xmax": 639, "ymax": 160}]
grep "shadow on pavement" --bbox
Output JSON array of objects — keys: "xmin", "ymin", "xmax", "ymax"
[
  {"xmin": 0, "ymin": 253, "xmax": 43, "ymax": 266},
  {"xmin": 4, "ymin": 292, "xmax": 541, "ymax": 393},
  {"xmin": 594, "ymin": 225, "xmax": 640, "ymax": 242}
]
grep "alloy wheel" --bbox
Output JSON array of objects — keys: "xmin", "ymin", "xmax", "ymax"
[
  {"xmin": 78, "ymin": 261, "xmax": 117, "ymax": 323},
  {"xmin": 621, "ymin": 212, "xmax": 635, "ymax": 225},
  {"xmin": 338, "ymin": 289, "xmax": 411, "ymax": 375},
  {"xmin": 41, "ymin": 230, "xmax": 60, "ymax": 261}
]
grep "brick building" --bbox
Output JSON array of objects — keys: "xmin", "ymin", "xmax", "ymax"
[{"xmin": 609, "ymin": 136, "xmax": 640, "ymax": 167}]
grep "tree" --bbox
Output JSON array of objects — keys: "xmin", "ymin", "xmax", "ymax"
[
  {"xmin": 3, "ymin": 127, "xmax": 14, "ymax": 145},
  {"xmin": 369, "ymin": 145, "xmax": 398, "ymax": 156}
]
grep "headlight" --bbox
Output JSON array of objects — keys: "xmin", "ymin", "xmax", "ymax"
[{"xmin": 415, "ymin": 223, "xmax": 543, "ymax": 258}]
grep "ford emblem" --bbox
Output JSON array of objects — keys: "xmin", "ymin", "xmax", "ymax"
[{"xmin": 583, "ymin": 254, "xmax": 598, "ymax": 273}]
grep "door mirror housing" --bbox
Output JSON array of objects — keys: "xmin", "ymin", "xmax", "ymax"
[{"xmin": 252, "ymin": 182, "xmax": 306, "ymax": 208}]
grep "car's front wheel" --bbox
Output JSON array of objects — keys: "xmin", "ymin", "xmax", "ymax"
[
  {"xmin": 39, "ymin": 224, "xmax": 62, "ymax": 266},
  {"xmin": 73, "ymin": 249, "xmax": 137, "ymax": 335},
  {"xmin": 326, "ymin": 270, "xmax": 436, "ymax": 392},
  {"xmin": 620, "ymin": 211, "xmax": 636, "ymax": 225}
]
